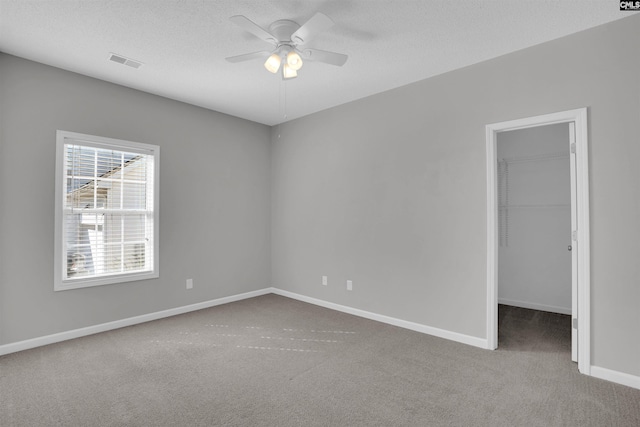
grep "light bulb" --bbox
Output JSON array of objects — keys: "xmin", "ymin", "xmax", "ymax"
[
  {"xmin": 282, "ymin": 63, "xmax": 297, "ymax": 79},
  {"xmin": 264, "ymin": 53, "xmax": 281, "ymax": 74},
  {"xmin": 286, "ymin": 51, "xmax": 303, "ymax": 71}
]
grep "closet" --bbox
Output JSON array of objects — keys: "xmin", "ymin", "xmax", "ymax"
[{"xmin": 497, "ymin": 123, "xmax": 571, "ymax": 314}]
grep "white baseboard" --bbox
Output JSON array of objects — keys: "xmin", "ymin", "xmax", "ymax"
[
  {"xmin": 270, "ymin": 288, "xmax": 488, "ymax": 349},
  {"xmin": 498, "ymin": 298, "xmax": 571, "ymax": 315},
  {"xmin": 0, "ymin": 288, "xmax": 272, "ymax": 356},
  {"xmin": 590, "ymin": 365, "xmax": 640, "ymax": 390},
  {"xmin": 0, "ymin": 287, "xmax": 486, "ymax": 356}
]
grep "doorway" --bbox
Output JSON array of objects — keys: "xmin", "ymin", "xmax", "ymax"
[
  {"xmin": 485, "ymin": 108, "xmax": 591, "ymax": 375},
  {"xmin": 497, "ymin": 123, "xmax": 572, "ymax": 355}
]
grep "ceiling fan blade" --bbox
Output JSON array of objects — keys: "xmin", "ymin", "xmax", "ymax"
[
  {"xmin": 225, "ymin": 51, "xmax": 272, "ymax": 63},
  {"xmin": 301, "ymin": 48, "xmax": 348, "ymax": 66},
  {"xmin": 229, "ymin": 15, "xmax": 278, "ymax": 45},
  {"xmin": 291, "ymin": 12, "xmax": 334, "ymax": 45}
]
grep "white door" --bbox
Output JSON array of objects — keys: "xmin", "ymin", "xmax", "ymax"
[{"xmin": 569, "ymin": 122, "xmax": 578, "ymax": 363}]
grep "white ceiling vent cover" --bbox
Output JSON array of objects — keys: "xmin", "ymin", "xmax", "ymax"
[{"xmin": 109, "ymin": 53, "xmax": 143, "ymax": 69}]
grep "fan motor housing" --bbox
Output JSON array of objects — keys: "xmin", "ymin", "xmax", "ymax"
[{"xmin": 268, "ymin": 19, "xmax": 300, "ymax": 42}]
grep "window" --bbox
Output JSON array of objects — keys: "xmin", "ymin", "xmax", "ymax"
[{"xmin": 54, "ymin": 131, "xmax": 159, "ymax": 291}]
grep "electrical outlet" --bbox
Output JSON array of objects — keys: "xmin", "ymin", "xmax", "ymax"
[
  {"xmin": 186, "ymin": 278, "xmax": 193, "ymax": 289},
  {"xmin": 346, "ymin": 280, "xmax": 353, "ymax": 291},
  {"xmin": 322, "ymin": 276, "xmax": 328, "ymax": 286}
]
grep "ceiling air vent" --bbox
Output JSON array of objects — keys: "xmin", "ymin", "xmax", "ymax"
[{"xmin": 109, "ymin": 53, "xmax": 143, "ymax": 69}]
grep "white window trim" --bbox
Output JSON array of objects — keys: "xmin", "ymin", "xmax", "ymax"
[{"xmin": 54, "ymin": 130, "xmax": 160, "ymax": 291}]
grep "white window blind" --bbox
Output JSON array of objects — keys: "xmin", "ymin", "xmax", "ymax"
[{"xmin": 55, "ymin": 131, "xmax": 159, "ymax": 290}]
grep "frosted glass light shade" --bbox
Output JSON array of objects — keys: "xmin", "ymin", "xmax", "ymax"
[
  {"xmin": 286, "ymin": 51, "xmax": 303, "ymax": 71},
  {"xmin": 282, "ymin": 63, "xmax": 297, "ymax": 79},
  {"xmin": 264, "ymin": 54, "xmax": 281, "ymax": 73}
]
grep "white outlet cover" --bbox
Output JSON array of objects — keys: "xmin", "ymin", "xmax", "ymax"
[
  {"xmin": 347, "ymin": 280, "xmax": 353, "ymax": 291},
  {"xmin": 186, "ymin": 279, "xmax": 193, "ymax": 289},
  {"xmin": 322, "ymin": 276, "xmax": 328, "ymax": 286}
]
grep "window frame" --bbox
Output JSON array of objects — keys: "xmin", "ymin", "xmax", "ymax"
[{"xmin": 54, "ymin": 130, "xmax": 159, "ymax": 291}]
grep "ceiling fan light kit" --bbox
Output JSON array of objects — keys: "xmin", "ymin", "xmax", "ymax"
[
  {"xmin": 263, "ymin": 48, "xmax": 302, "ymax": 78},
  {"xmin": 226, "ymin": 12, "xmax": 348, "ymax": 80}
]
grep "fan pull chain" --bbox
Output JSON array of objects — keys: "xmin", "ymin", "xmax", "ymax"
[
  {"xmin": 282, "ymin": 80, "xmax": 288, "ymax": 120},
  {"xmin": 277, "ymin": 79, "xmax": 288, "ymax": 139}
]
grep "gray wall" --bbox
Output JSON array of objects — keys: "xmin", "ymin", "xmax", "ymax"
[
  {"xmin": 497, "ymin": 124, "xmax": 571, "ymax": 314},
  {"xmin": 0, "ymin": 54, "xmax": 271, "ymax": 344},
  {"xmin": 271, "ymin": 15, "xmax": 640, "ymax": 377}
]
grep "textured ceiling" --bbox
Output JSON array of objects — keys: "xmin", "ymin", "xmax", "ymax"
[{"xmin": 0, "ymin": 1, "xmax": 634, "ymax": 125}]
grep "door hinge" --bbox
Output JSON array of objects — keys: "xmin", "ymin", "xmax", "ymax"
[
  {"xmin": 572, "ymin": 318, "xmax": 578, "ymax": 329},
  {"xmin": 570, "ymin": 143, "xmax": 576, "ymax": 154},
  {"xmin": 572, "ymin": 230, "xmax": 577, "ymax": 241}
]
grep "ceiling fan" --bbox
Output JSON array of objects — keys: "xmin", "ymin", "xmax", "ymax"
[{"xmin": 225, "ymin": 12, "xmax": 348, "ymax": 79}]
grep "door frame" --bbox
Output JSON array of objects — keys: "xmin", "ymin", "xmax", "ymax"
[{"xmin": 485, "ymin": 108, "xmax": 590, "ymax": 374}]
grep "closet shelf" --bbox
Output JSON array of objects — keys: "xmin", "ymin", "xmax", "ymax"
[
  {"xmin": 498, "ymin": 152, "xmax": 569, "ymax": 164},
  {"xmin": 499, "ymin": 204, "xmax": 570, "ymax": 209}
]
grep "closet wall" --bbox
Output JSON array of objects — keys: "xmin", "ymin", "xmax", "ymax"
[{"xmin": 497, "ymin": 123, "xmax": 571, "ymax": 314}]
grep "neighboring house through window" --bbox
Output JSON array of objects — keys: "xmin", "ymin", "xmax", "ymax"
[{"xmin": 54, "ymin": 131, "xmax": 159, "ymax": 291}]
